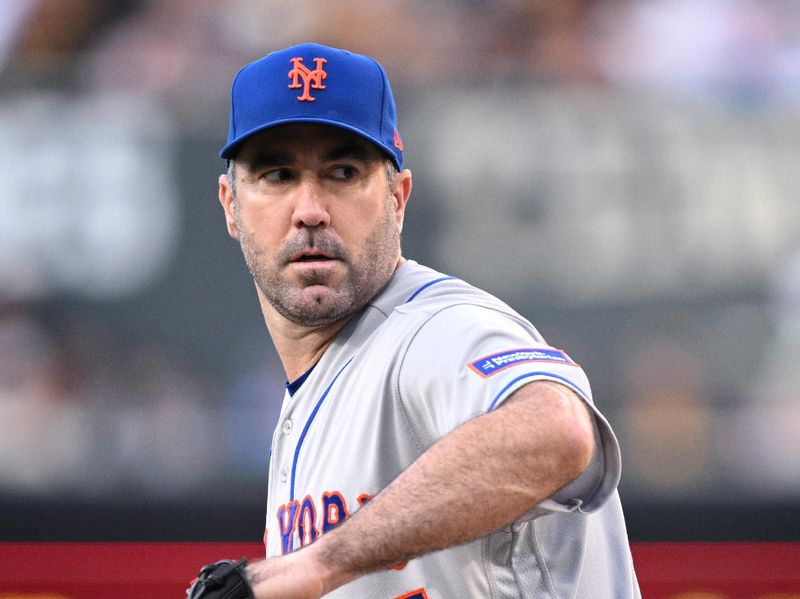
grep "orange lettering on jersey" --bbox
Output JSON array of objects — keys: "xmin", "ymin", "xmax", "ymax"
[
  {"xmin": 321, "ymin": 490, "xmax": 350, "ymax": 533},
  {"xmin": 297, "ymin": 495, "xmax": 319, "ymax": 547},
  {"xmin": 393, "ymin": 589, "xmax": 429, "ymax": 599},
  {"xmin": 277, "ymin": 500, "xmax": 299, "ymax": 554},
  {"xmin": 288, "ymin": 57, "xmax": 328, "ymax": 101}
]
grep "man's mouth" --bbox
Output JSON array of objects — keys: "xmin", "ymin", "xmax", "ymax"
[
  {"xmin": 297, "ymin": 255, "xmax": 332, "ymax": 262},
  {"xmin": 290, "ymin": 252, "xmax": 338, "ymax": 263}
]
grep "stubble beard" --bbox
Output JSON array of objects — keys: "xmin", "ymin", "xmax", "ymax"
[{"xmin": 236, "ymin": 197, "xmax": 400, "ymax": 327}]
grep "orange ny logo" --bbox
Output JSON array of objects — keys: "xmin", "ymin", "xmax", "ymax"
[{"xmin": 288, "ymin": 57, "xmax": 328, "ymax": 101}]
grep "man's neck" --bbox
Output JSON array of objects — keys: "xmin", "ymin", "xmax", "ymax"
[{"xmin": 257, "ymin": 289, "xmax": 353, "ymax": 382}]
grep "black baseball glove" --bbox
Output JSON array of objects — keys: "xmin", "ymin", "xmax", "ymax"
[{"xmin": 186, "ymin": 558, "xmax": 255, "ymax": 599}]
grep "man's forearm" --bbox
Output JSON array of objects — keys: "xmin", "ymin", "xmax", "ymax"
[{"xmin": 249, "ymin": 380, "xmax": 595, "ymax": 597}]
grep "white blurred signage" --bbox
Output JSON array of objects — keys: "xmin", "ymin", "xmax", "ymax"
[
  {"xmin": 418, "ymin": 88, "xmax": 800, "ymax": 304},
  {"xmin": 0, "ymin": 92, "xmax": 180, "ymax": 300}
]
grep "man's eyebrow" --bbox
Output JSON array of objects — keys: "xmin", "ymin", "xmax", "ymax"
[
  {"xmin": 324, "ymin": 143, "xmax": 375, "ymax": 162},
  {"xmin": 242, "ymin": 151, "xmax": 293, "ymax": 171},
  {"xmin": 240, "ymin": 143, "xmax": 377, "ymax": 170}
]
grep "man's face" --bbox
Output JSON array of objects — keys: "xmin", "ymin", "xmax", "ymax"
[{"xmin": 219, "ymin": 123, "xmax": 411, "ymax": 327}]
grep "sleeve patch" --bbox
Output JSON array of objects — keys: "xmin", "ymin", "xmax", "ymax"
[{"xmin": 468, "ymin": 347, "xmax": 576, "ymax": 378}]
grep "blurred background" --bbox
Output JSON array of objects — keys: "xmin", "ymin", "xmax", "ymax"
[{"xmin": 1, "ymin": 0, "xmax": 798, "ymax": 542}]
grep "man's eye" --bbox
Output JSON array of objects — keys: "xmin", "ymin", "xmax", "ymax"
[
  {"xmin": 263, "ymin": 168, "xmax": 293, "ymax": 182},
  {"xmin": 330, "ymin": 165, "xmax": 356, "ymax": 180}
]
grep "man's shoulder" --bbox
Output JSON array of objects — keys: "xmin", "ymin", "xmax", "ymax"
[
  {"xmin": 372, "ymin": 260, "xmax": 512, "ymax": 316},
  {"xmin": 369, "ymin": 262, "xmax": 537, "ymax": 346}
]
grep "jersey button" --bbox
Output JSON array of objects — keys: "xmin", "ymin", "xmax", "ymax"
[
  {"xmin": 282, "ymin": 419, "xmax": 293, "ymax": 435},
  {"xmin": 279, "ymin": 467, "xmax": 289, "ymax": 483}
]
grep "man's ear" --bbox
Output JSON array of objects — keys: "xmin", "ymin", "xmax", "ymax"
[
  {"xmin": 392, "ymin": 169, "xmax": 412, "ymax": 233},
  {"xmin": 218, "ymin": 173, "xmax": 240, "ymax": 240}
]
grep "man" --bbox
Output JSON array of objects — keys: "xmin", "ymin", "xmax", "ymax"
[{"xmin": 189, "ymin": 43, "xmax": 640, "ymax": 598}]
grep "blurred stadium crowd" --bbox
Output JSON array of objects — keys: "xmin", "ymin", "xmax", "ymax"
[{"xmin": 2, "ymin": 0, "xmax": 800, "ymax": 510}]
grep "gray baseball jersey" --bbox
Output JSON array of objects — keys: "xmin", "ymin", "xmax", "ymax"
[{"xmin": 264, "ymin": 260, "xmax": 640, "ymax": 598}]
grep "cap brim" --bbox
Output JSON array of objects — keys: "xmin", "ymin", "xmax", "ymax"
[{"xmin": 220, "ymin": 117, "xmax": 401, "ymax": 170}]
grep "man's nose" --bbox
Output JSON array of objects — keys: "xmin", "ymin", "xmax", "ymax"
[{"xmin": 291, "ymin": 179, "xmax": 331, "ymax": 229}]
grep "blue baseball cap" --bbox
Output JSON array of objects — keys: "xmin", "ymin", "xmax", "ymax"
[{"xmin": 220, "ymin": 43, "xmax": 404, "ymax": 169}]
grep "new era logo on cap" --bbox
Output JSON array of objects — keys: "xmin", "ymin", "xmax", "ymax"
[{"xmin": 221, "ymin": 43, "xmax": 404, "ymax": 169}]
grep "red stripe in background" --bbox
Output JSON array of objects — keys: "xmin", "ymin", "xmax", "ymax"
[
  {"xmin": 0, "ymin": 542, "xmax": 798, "ymax": 598},
  {"xmin": 630, "ymin": 542, "xmax": 800, "ymax": 599},
  {"xmin": 0, "ymin": 542, "xmax": 264, "ymax": 598}
]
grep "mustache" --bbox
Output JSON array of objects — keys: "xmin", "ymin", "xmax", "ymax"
[{"xmin": 278, "ymin": 230, "xmax": 349, "ymax": 263}]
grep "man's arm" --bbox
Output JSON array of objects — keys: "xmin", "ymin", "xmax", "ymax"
[{"xmin": 247, "ymin": 380, "xmax": 596, "ymax": 599}]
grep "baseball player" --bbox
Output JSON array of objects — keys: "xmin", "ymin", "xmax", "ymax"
[{"xmin": 188, "ymin": 43, "xmax": 640, "ymax": 598}]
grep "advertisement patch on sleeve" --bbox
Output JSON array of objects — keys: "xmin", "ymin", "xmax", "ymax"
[{"xmin": 468, "ymin": 347, "xmax": 577, "ymax": 378}]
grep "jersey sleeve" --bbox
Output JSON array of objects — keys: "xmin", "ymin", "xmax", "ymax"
[{"xmin": 396, "ymin": 303, "xmax": 621, "ymax": 515}]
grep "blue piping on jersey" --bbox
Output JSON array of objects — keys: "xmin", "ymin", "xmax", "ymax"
[
  {"xmin": 405, "ymin": 276, "xmax": 457, "ymax": 303},
  {"xmin": 487, "ymin": 372, "xmax": 589, "ymax": 412},
  {"xmin": 290, "ymin": 357, "xmax": 354, "ymax": 500}
]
